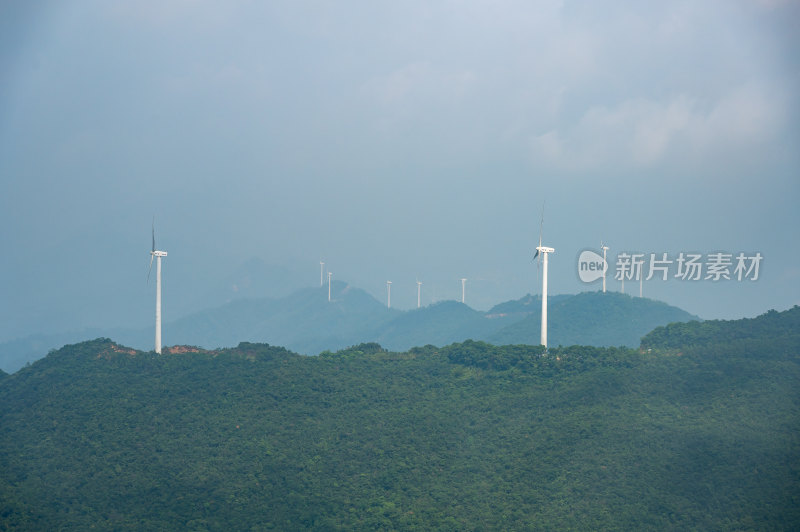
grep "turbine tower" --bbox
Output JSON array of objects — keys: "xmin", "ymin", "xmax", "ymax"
[
  {"xmin": 147, "ymin": 221, "xmax": 168, "ymax": 354},
  {"xmin": 386, "ymin": 281, "xmax": 392, "ymax": 309},
  {"xmin": 327, "ymin": 271, "xmax": 333, "ymax": 301},
  {"xmin": 640, "ymin": 269, "xmax": 643, "ymax": 298},
  {"xmin": 320, "ymin": 261, "xmax": 325, "ymax": 287},
  {"xmin": 533, "ymin": 204, "xmax": 554, "ymax": 349},
  {"xmin": 601, "ymin": 242, "xmax": 609, "ymax": 293},
  {"xmin": 460, "ymin": 278, "xmax": 467, "ymax": 304},
  {"xmin": 535, "ymin": 244, "xmax": 555, "ymax": 349},
  {"xmin": 417, "ymin": 280, "xmax": 422, "ymax": 309}
]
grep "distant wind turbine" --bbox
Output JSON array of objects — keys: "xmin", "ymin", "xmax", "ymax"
[
  {"xmin": 601, "ymin": 242, "xmax": 609, "ymax": 293},
  {"xmin": 417, "ymin": 280, "xmax": 422, "ymax": 309},
  {"xmin": 320, "ymin": 261, "xmax": 325, "ymax": 287},
  {"xmin": 327, "ymin": 271, "xmax": 333, "ymax": 301},
  {"xmin": 460, "ymin": 278, "xmax": 467, "ymax": 304},
  {"xmin": 387, "ymin": 281, "xmax": 392, "ymax": 309},
  {"xmin": 147, "ymin": 219, "xmax": 168, "ymax": 354},
  {"xmin": 533, "ymin": 204, "xmax": 554, "ymax": 349}
]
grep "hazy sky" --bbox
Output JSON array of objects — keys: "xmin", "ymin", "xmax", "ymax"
[{"xmin": 1, "ymin": 0, "xmax": 798, "ymax": 342}]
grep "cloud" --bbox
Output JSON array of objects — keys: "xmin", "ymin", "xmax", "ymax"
[
  {"xmin": 529, "ymin": 82, "xmax": 786, "ymax": 171},
  {"xmin": 690, "ymin": 82, "xmax": 785, "ymax": 148},
  {"xmin": 106, "ymin": 0, "xmax": 239, "ymax": 30},
  {"xmin": 361, "ymin": 62, "xmax": 477, "ymax": 107},
  {"xmin": 529, "ymin": 96, "xmax": 692, "ymax": 169}
]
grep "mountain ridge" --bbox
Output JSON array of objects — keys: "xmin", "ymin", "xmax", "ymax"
[{"xmin": 0, "ymin": 284, "xmax": 699, "ymax": 372}]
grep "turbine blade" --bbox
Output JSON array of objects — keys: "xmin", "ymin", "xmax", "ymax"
[
  {"xmin": 152, "ymin": 218, "xmax": 156, "ymax": 252},
  {"xmin": 535, "ymin": 201, "xmax": 544, "ymax": 283},
  {"xmin": 538, "ymin": 201, "xmax": 544, "ymax": 268},
  {"xmin": 539, "ymin": 201, "xmax": 545, "ymax": 238},
  {"xmin": 147, "ymin": 254, "xmax": 154, "ymax": 284}
]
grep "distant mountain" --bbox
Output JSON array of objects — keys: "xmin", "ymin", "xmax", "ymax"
[
  {"xmin": 149, "ymin": 281, "xmax": 402, "ymax": 354},
  {"xmin": 0, "ymin": 282, "xmax": 397, "ymax": 371},
  {"xmin": 484, "ymin": 293, "xmax": 572, "ymax": 318},
  {"xmin": 375, "ymin": 300, "xmax": 513, "ymax": 351},
  {"xmin": 0, "ymin": 286, "xmax": 700, "ymax": 373},
  {"xmin": 136, "ymin": 289, "xmax": 698, "ymax": 355},
  {"xmin": 488, "ymin": 291, "xmax": 699, "ymax": 347},
  {"xmin": 190, "ymin": 256, "xmax": 310, "ymax": 307}
]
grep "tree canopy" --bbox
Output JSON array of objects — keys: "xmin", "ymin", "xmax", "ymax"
[{"xmin": 1, "ymin": 307, "xmax": 798, "ymax": 530}]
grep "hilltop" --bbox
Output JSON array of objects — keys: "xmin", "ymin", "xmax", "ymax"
[
  {"xmin": 146, "ymin": 287, "xmax": 698, "ymax": 353},
  {"xmin": 0, "ymin": 307, "xmax": 797, "ymax": 529},
  {"xmin": 0, "ymin": 284, "xmax": 698, "ymax": 372},
  {"xmin": 488, "ymin": 291, "xmax": 699, "ymax": 347}
]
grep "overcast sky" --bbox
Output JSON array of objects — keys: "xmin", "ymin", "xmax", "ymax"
[{"xmin": 1, "ymin": 0, "xmax": 798, "ymax": 342}]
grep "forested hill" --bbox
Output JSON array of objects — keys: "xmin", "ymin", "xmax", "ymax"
[
  {"xmin": 642, "ymin": 304, "xmax": 800, "ymax": 351},
  {"xmin": 1, "ymin": 307, "xmax": 798, "ymax": 530}
]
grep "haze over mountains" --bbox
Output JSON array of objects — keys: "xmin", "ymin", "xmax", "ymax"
[{"xmin": 0, "ymin": 279, "xmax": 698, "ymax": 373}]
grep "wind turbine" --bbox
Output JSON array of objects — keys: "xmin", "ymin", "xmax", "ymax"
[
  {"xmin": 147, "ymin": 220, "xmax": 168, "ymax": 354},
  {"xmin": 320, "ymin": 261, "xmax": 325, "ymax": 287},
  {"xmin": 460, "ymin": 278, "xmax": 467, "ymax": 304},
  {"xmin": 601, "ymin": 242, "xmax": 609, "ymax": 293},
  {"xmin": 327, "ymin": 271, "xmax": 333, "ymax": 301},
  {"xmin": 416, "ymin": 280, "xmax": 422, "ymax": 309},
  {"xmin": 386, "ymin": 281, "xmax": 392, "ymax": 309},
  {"xmin": 533, "ymin": 205, "xmax": 554, "ymax": 349}
]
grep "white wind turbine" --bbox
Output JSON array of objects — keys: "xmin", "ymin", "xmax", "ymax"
[
  {"xmin": 320, "ymin": 261, "xmax": 325, "ymax": 287},
  {"xmin": 147, "ymin": 220, "xmax": 168, "ymax": 354},
  {"xmin": 460, "ymin": 278, "xmax": 467, "ymax": 304},
  {"xmin": 533, "ymin": 206, "xmax": 554, "ymax": 349},
  {"xmin": 327, "ymin": 271, "xmax": 333, "ymax": 301},
  {"xmin": 416, "ymin": 279, "xmax": 422, "ymax": 309},
  {"xmin": 601, "ymin": 242, "xmax": 609, "ymax": 293},
  {"xmin": 386, "ymin": 280, "xmax": 392, "ymax": 309}
]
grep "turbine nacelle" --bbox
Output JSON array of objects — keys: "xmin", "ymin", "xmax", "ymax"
[{"xmin": 536, "ymin": 246, "xmax": 555, "ymax": 254}]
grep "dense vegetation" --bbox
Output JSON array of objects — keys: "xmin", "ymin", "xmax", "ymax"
[
  {"xmin": 1, "ymin": 307, "xmax": 798, "ymax": 530},
  {"xmin": 642, "ymin": 305, "xmax": 800, "ymax": 352}
]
